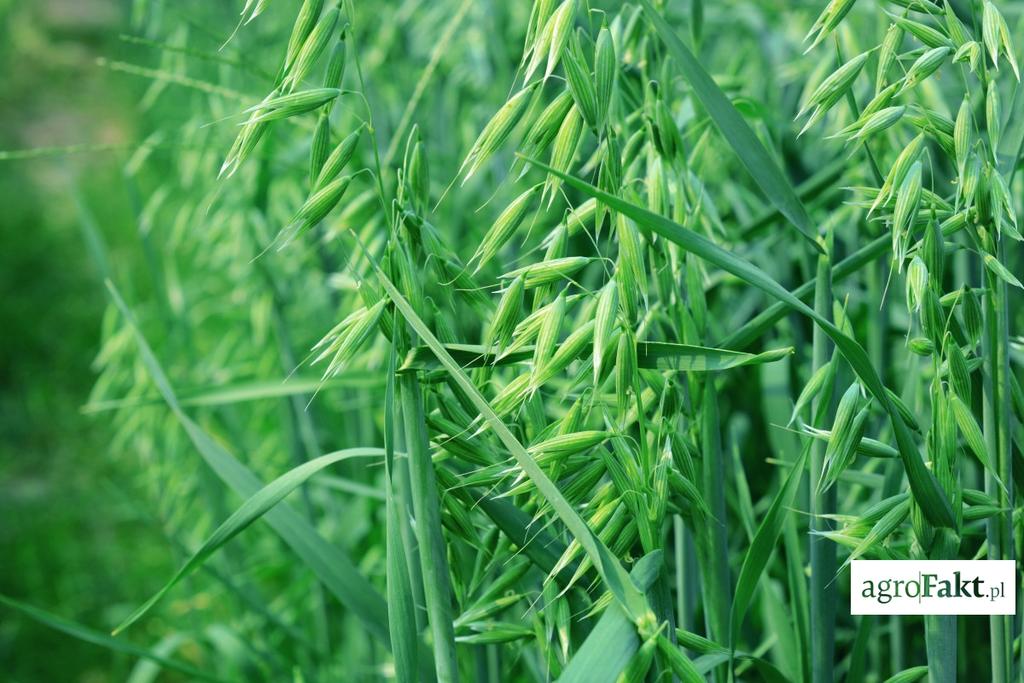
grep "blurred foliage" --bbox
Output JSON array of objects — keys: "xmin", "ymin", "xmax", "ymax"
[{"xmin": 0, "ymin": 2, "xmax": 168, "ymax": 681}]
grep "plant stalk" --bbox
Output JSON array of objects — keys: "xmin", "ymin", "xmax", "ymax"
[
  {"xmin": 809, "ymin": 235, "xmax": 835, "ymax": 683},
  {"xmin": 401, "ymin": 372, "xmax": 460, "ymax": 683},
  {"xmin": 984, "ymin": 237, "xmax": 1015, "ymax": 682}
]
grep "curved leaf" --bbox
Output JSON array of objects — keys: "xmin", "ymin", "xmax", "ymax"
[
  {"xmin": 729, "ymin": 446, "xmax": 808, "ymax": 648},
  {"xmin": 106, "ymin": 282, "xmax": 394, "ymax": 645},
  {"xmin": 113, "ymin": 448, "xmax": 383, "ymax": 634},
  {"xmin": 638, "ymin": 0, "xmax": 822, "ymax": 253}
]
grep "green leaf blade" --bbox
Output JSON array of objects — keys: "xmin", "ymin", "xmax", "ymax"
[{"xmin": 638, "ymin": 0, "xmax": 822, "ymax": 253}]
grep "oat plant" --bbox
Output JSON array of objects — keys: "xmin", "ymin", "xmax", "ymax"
[{"xmin": 2, "ymin": 0, "xmax": 1022, "ymax": 681}]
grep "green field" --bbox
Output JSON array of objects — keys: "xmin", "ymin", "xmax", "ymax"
[{"xmin": 1, "ymin": 1, "xmax": 1022, "ymax": 681}]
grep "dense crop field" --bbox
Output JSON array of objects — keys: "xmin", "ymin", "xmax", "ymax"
[{"xmin": 3, "ymin": 0, "xmax": 1024, "ymax": 681}]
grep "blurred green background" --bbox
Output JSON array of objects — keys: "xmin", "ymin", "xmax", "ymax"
[{"xmin": 0, "ymin": 1, "xmax": 169, "ymax": 680}]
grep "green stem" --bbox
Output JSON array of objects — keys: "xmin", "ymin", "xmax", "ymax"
[
  {"xmin": 699, "ymin": 377, "xmax": 729, "ymax": 683},
  {"xmin": 400, "ymin": 372, "xmax": 460, "ymax": 683},
  {"xmin": 385, "ymin": 329, "xmax": 419, "ymax": 683},
  {"xmin": 890, "ymin": 615, "xmax": 904, "ymax": 673},
  {"xmin": 809, "ymin": 235, "xmax": 835, "ymax": 683},
  {"xmin": 925, "ymin": 613, "xmax": 957, "ymax": 683},
  {"xmin": 782, "ymin": 519, "xmax": 810, "ymax": 683},
  {"xmin": 984, "ymin": 238, "xmax": 1015, "ymax": 683}
]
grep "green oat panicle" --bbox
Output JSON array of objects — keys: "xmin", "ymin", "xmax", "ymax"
[
  {"xmin": 960, "ymin": 152, "xmax": 982, "ymax": 209},
  {"xmin": 838, "ymin": 496, "xmax": 912, "ymax": 570},
  {"xmin": 245, "ymin": 87, "xmax": 341, "ymax": 124},
  {"xmin": 615, "ymin": 213, "xmax": 646, "ymax": 322},
  {"xmin": 323, "ymin": 30, "xmax": 348, "ymax": 93},
  {"xmin": 899, "ymin": 45, "xmax": 952, "ymax": 92},
  {"xmin": 946, "ymin": 336, "xmax": 972, "ymax": 402},
  {"xmin": 804, "ymin": 0, "xmax": 858, "ymax": 53},
  {"xmin": 983, "ymin": 252, "xmax": 1024, "ymax": 289},
  {"xmin": 283, "ymin": 5, "xmax": 341, "ymax": 91},
  {"xmin": 312, "ymin": 299, "xmax": 386, "ymax": 380},
  {"xmin": 989, "ymin": 170, "xmax": 1019, "ymax": 236},
  {"xmin": 522, "ymin": 89, "xmax": 574, "ymax": 161},
  {"xmin": 524, "ymin": 0, "xmax": 557, "ymax": 51},
  {"xmin": 954, "ymin": 40, "xmax": 983, "ymax": 72},
  {"xmin": 892, "ymin": 14, "xmax": 953, "ymax": 50},
  {"xmin": 596, "ymin": 132, "xmax": 622, "ymax": 229},
  {"xmin": 876, "ymin": 23, "xmax": 903, "ymax": 92},
  {"xmin": 527, "ymin": 430, "xmax": 611, "ymax": 459},
  {"xmin": 986, "ymin": 83, "xmax": 1002, "ymax": 160},
  {"xmin": 932, "ymin": 385, "xmax": 961, "ymax": 517},
  {"xmin": 923, "ymin": 216, "xmax": 945, "ymax": 283},
  {"xmin": 219, "ymin": 116, "xmax": 268, "ymax": 178},
  {"xmin": 909, "ymin": 107, "xmax": 954, "ymax": 144},
  {"xmin": 833, "ymin": 105, "xmax": 904, "ymax": 143},
  {"xmin": 563, "ymin": 32, "xmax": 599, "ymax": 131},
  {"xmin": 954, "ymin": 96, "xmax": 971, "ymax": 174},
  {"xmin": 983, "ymin": 0, "xmax": 1021, "ymax": 80},
  {"xmin": 542, "ymin": 0, "xmax": 577, "ymax": 81},
  {"xmin": 499, "ymin": 256, "xmax": 592, "ymax": 289},
  {"xmin": 593, "ymin": 280, "xmax": 619, "ymax": 384},
  {"xmin": 789, "ymin": 360, "xmax": 833, "ymax": 426},
  {"xmin": 404, "ymin": 126, "xmax": 430, "ymax": 213},
  {"xmin": 891, "ymin": 160, "xmax": 922, "ymax": 267},
  {"xmin": 859, "ymin": 81, "xmax": 900, "ymax": 120},
  {"xmin": 240, "ymin": 0, "xmax": 269, "ymax": 24},
  {"xmin": 309, "ymin": 110, "xmax": 331, "ymax": 185},
  {"xmin": 817, "ymin": 383, "xmax": 867, "ymax": 495},
  {"xmin": 798, "ymin": 48, "xmax": 871, "ymax": 132},
  {"xmin": 820, "ymin": 48, "xmax": 872, "ymax": 102},
  {"xmin": 486, "ymin": 274, "xmax": 525, "ymax": 351},
  {"xmin": 908, "ymin": 336, "xmax": 935, "ymax": 356},
  {"xmin": 279, "ymin": 173, "xmax": 352, "ymax": 248},
  {"xmin": 472, "ymin": 184, "xmax": 542, "ymax": 272},
  {"xmin": 615, "ymin": 330, "xmax": 637, "ymax": 420},
  {"xmin": 522, "ymin": 1, "xmax": 556, "ymax": 82},
  {"xmin": 943, "ymin": 1, "xmax": 969, "ymax": 48},
  {"xmin": 961, "ymin": 286, "xmax": 984, "ymax": 346},
  {"xmin": 950, "ymin": 392, "xmax": 997, "ymax": 477},
  {"xmin": 534, "ymin": 318, "xmax": 594, "ymax": 385},
  {"xmin": 314, "ymin": 125, "xmax": 362, "ymax": 191},
  {"xmin": 461, "ymin": 82, "xmax": 540, "ymax": 182},
  {"xmin": 283, "ymin": 0, "xmax": 325, "ymax": 73},
  {"xmin": 544, "ymin": 103, "xmax": 585, "ymax": 204},
  {"xmin": 905, "ymin": 255, "xmax": 928, "ymax": 313},
  {"xmin": 870, "ymin": 132, "xmax": 924, "ymax": 215},
  {"xmin": 531, "ymin": 288, "xmax": 564, "ymax": 375},
  {"xmin": 920, "ymin": 288, "xmax": 946, "ymax": 348},
  {"xmin": 496, "ymin": 298, "xmax": 550, "ymax": 360},
  {"xmin": 594, "ymin": 25, "xmax": 617, "ymax": 131},
  {"xmin": 653, "ymin": 98, "xmax": 682, "ymax": 162}
]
